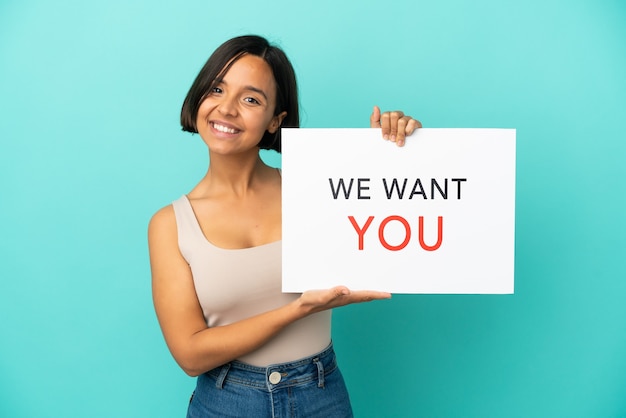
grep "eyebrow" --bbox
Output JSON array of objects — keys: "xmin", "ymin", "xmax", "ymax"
[{"xmin": 216, "ymin": 79, "xmax": 268, "ymax": 101}]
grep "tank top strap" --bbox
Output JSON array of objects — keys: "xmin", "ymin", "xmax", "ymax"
[{"xmin": 171, "ymin": 195, "xmax": 207, "ymax": 264}]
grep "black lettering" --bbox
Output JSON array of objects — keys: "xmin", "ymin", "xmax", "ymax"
[
  {"xmin": 382, "ymin": 178, "xmax": 408, "ymax": 199},
  {"xmin": 357, "ymin": 178, "xmax": 371, "ymax": 199},
  {"xmin": 409, "ymin": 179, "xmax": 427, "ymax": 199},
  {"xmin": 451, "ymin": 178, "xmax": 467, "ymax": 199},
  {"xmin": 431, "ymin": 178, "xmax": 448, "ymax": 199},
  {"xmin": 328, "ymin": 178, "xmax": 354, "ymax": 199}
]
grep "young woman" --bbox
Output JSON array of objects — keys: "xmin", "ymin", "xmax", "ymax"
[{"xmin": 148, "ymin": 35, "xmax": 421, "ymax": 417}]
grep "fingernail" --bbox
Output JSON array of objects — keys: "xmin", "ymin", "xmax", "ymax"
[
  {"xmin": 390, "ymin": 135, "xmax": 396, "ymax": 142},
  {"xmin": 383, "ymin": 134, "xmax": 389, "ymax": 140}
]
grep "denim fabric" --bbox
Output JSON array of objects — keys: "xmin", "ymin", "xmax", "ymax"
[{"xmin": 186, "ymin": 343, "xmax": 353, "ymax": 418}]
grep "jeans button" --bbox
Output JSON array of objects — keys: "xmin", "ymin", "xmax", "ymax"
[{"xmin": 269, "ymin": 371, "xmax": 282, "ymax": 384}]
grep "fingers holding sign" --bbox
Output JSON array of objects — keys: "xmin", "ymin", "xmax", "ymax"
[{"xmin": 370, "ymin": 105, "xmax": 422, "ymax": 147}]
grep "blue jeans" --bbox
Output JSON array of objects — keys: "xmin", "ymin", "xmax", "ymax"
[{"xmin": 186, "ymin": 343, "xmax": 353, "ymax": 418}]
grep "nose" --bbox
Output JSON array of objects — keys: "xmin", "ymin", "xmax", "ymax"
[{"xmin": 217, "ymin": 95, "xmax": 238, "ymax": 117}]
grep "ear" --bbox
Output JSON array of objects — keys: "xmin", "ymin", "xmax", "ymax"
[{"xmin": 267, "ymin": 111, "xmax": 288, "ymax": 134}]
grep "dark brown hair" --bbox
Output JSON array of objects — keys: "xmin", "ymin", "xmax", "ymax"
[{"xmin": 180, "ymin": 35, "xmax": 299, "ymax": 153}]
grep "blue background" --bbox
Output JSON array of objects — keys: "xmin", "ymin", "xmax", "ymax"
[{"xmin": 1, "ymin": 0, "xmax": 625, "ymax": 417}]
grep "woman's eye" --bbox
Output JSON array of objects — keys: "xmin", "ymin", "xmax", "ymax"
[
  {"xmin": 211, "ymin": 87, "xmax": 222, "ymax": 94},
  {"xmin": 244, "ymin": 97, "xmax": 260, "ymax": 105}
]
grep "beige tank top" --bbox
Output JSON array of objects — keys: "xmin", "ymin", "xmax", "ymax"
[{"xmin": 172, "ymin": 195, "xmax": 331, "ymax": 367}]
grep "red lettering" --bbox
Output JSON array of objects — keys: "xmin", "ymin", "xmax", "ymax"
[
  {"xmin": 348, "ymin": 215, "xmax": 443, "ymax": 251},
  {"xmin": 418, "ymin": 216, "xmax": 443, "ymax": 251},
  {"xmin": 378, "ymin": 216, "xmax": 411, "ymax": 251},
  {"xmin": 348, "ymin": 216, "xmax": 375, "ymax": 250}
]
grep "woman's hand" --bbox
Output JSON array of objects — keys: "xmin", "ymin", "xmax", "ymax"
[
  {"xmin": 297, "ymin": 286, "xmax": 391, "ymax": 315},
  {"xmin": 370, "ymin": 105, "xmax": 422, "ymax": 147}
]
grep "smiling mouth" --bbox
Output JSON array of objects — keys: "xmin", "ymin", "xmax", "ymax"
[{"xmin": 211, "ymin": 122, "xmax": 240, "ymax": 134}]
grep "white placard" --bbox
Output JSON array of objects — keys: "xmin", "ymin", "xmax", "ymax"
[{"xmin": 281, "ymin": 128, "xmax": 515, "ymax": 294}]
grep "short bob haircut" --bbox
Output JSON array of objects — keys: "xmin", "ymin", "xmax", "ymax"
[{"xmin": 180, "ymin": 35, "xmax": 299, "ymax": 153}]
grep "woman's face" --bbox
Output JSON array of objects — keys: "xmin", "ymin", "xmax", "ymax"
[{"xmin": 196, "ymin": 54, "xmax": 286, "ymax": 156}]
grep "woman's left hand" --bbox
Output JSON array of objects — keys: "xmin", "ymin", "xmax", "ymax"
[{"xmin": 370, "ymin": 105, "xmax": 422, "ymax": 147}]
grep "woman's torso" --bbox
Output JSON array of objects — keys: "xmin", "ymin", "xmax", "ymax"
[{"xmin": 172, "ymin": 195, "xmax": 331, "ymax": 366}]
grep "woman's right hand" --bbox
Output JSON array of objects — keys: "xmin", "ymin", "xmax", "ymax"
[{"xmin": 297, "ymin": 286, "xmax": 391, "ymax": 315}]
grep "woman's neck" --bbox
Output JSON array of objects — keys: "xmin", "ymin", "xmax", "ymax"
[{"xmin": 197, "ymin": 150, "xmax": 274, "ymax": 198}]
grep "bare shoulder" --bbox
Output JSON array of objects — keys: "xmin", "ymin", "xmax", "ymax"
[
  {"xmin": 148, "ymin": 204, "xmax": 178, "ymax": 248},
  {"xmin": 149, "ymin": 204, "xmax": 175, "ymax": 230},
  {"xmin": 148, "ymin": 203, "xmax": 188, "ymax": 279}
]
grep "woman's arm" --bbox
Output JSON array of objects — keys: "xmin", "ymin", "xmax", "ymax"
[{"xmin": 148, "ymin": 206, "xmax": 390, "ymax": 376}]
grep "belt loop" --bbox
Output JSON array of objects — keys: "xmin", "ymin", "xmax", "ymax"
[
  {"xmin": 313, "ymin": 357, "xmax": 324, "ymax": 388},
  {"xmin": 215, "ymin": 363, "xmax": 231, "ymax": 389}
]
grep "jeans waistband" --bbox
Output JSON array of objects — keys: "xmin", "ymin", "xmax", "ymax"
[{"xmin": 206, "ymin": 342, "xmax": 337, "ymax": 391}]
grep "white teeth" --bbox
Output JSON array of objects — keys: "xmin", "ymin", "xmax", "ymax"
[{"xmin": 213, "ymin": 123, "xmax": 237, "ymax": 134}]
